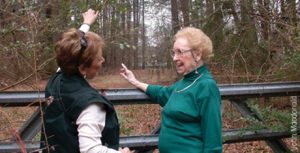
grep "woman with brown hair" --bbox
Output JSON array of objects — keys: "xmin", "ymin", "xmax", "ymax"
[{"xmin": 41, "ymin": 9, "xmax": 130, "ymax": 153}]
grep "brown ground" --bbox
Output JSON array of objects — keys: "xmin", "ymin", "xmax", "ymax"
[{"xmin": 0, "ymin": 68, "xmax": 296, "ymax": 152}]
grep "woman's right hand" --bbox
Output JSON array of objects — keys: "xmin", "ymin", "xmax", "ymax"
[
  {"xmin": 120, "ymin": 63, "xmax": 137, "ymax": 85},
  {"xmin": 120, "ymin": 63, "xmax": 148, "ymax": 92}
]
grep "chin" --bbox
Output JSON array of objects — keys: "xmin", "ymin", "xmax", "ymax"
[{"xmin": 176, "ymin": 70, "xmax": 184, "ymax": 75}]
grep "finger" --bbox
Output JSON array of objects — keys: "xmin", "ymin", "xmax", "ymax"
[
  {"xmin": 95, "ymin": 11, "xmax": 99, "ymax": 16},
  {"xmin": 120, "ymin": 73, "xmax": 128, "ymax": 79},
  {"xmin": 120, "ymin": 68, "xmax": 126, "ymax": 73},
  {"xmin": 121, "ymin": 63, "xmax": 128, "ymax": 70},
  {"xmin": 88, "ymin": 9, "xmax": 94, "ymax": 13}
]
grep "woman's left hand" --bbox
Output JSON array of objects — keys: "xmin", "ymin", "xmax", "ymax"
[{"xmin": 82, "ymin": 9, "xmax": 99, "ymax": 25}]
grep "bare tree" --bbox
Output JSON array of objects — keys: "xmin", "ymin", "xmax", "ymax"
[{"xmin": 171, "ymin": 0, "xmax": 180, "ymax": 34}]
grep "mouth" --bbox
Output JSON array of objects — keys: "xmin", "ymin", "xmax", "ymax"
[{"xmin": 175, "ymin": 62, "xmax": 184, "ymax": 69}]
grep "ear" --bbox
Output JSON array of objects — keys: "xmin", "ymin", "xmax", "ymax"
[
  {"xmin": 78, "ymin": 65, "xmax": 86, "ymax": 76},
  {"xmin": 195, "ymin": 52, "xmax": 202, "ymax": 63}
]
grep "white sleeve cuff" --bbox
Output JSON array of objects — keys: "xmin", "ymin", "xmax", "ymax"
[{"xmin": 79, "ymin": 23, "xmax": 90, "ymax": 33}]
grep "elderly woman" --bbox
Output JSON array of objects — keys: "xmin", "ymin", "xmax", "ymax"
[
  {"xmin": 40, "ymin": 10, "xmax": 130, "ymax": 153},
  {"xmin": 120, "ymin": 27, "xmax": 222, "ymax": 153}
]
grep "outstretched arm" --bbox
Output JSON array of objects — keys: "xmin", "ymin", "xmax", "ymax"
[
  {"xmin": 79, "ymin": 9, "xmax": 99, "ymax": 33},
  {"xmin": 120, "ymin": 63, "xmax": 148, "ymax": 92}
]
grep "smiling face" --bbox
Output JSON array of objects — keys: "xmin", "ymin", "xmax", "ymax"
[{"xmin": 172, "ymin": 37, "xmax": 201, "ymax": 75}]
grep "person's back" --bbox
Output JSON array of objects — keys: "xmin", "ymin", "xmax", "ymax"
[
  {"xmin": 41, "ymin": 71, "xmax": 119, "ymax": 152},
  {"xmin": 40, "ymin": 10, "xmax": 131, "ymax": 153}
]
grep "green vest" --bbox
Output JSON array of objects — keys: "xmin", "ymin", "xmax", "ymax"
[{"xmin": 40, "ymin": 72, "xmax": 119, "ymax": 153}]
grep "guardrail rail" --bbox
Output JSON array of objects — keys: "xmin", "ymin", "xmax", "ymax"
[{"xmin": 0, "ymin": 82, "xmax": 299, "ymax": 153}]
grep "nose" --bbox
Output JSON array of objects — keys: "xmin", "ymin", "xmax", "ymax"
[
  {"xmin": 100, "ymin": 57, "xmax": 105, "ymax": 63},
  {"xmin": 173, "ymin": 53, "xmax": 179, "ymax": 61}
]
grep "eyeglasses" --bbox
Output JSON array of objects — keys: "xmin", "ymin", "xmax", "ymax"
[{"xmin": 170, "ymin": 48, "xmax": 193, "ymax": 58}]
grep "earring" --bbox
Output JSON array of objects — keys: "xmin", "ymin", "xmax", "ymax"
[{"xmin": 81, "ymin": 73, "xmax": 86, "ymax": 79}]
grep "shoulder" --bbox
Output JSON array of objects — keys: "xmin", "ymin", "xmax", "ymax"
[
  {"xmin": 76, "ymin": 103, "xmax": 106, "ymax": 125},
  {"xmin": 198, "ymin": 76, "xmax": 218, "ymax": 89},
  {"xmin": 81, "ymin": 103, "xmax": 106, "ymax": 115},
  {"xmin": 196, "ymin": 76, "xmax": 219, "ymax": 96}
]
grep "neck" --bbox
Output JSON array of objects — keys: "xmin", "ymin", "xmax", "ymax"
[
  {"xmin": 183, "ymin": 62, "xmax": 204, "ymax": 76},
  {"xmin": 195, "ymin": 61, "xmax": 204, "ymax": 69}
]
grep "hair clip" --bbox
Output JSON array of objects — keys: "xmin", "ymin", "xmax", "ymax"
[
  {"xmin": 78, "ymin": 30, "xmax": 87, "ymax": 54},
  {"xmin": 77, "ymin": 30, "xmax": 88, "ymax": 66}
]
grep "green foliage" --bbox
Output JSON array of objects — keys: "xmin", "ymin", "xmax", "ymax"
[
  {"xmin": 241, "ymin": 100, "xmax": 297, "ymax": 132},
  {"xmin": 274, "ymin": 50, "xmax": 300, "ymax": 80},
  {"xmin": 117, "ymin": 4, "xmax": 128, "ymax": 13},
  {"xmin": 1, "ymin": 0, "xmax": 300, "ymax": 83}
]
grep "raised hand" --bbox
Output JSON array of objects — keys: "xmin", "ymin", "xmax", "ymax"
[
  {"xmin": 82, "ymin": 9, "xmax": 99, "ymax": 25},
  {"xmin": 120, "ymin": 63, "xmax": 137, "ymax": 85},
  {"xmin": 120, "ymin": 63, "xmax": 148, "ymax": 91}
]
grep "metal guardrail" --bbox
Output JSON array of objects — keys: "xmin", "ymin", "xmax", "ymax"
[
  {"xmin": 1, "ymin": 129, "xmax": 298, "ymax": 153},
  {"xmin": 1, "ymin": 81, "xmax": 300, "ymax": 106},
  {"xmin": 0, "ymin": 81, "xmax": 299, "ymax": 152}
]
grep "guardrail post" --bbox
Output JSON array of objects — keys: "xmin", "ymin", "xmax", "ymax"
[
  {"xmin": 230, "ymin": 98, "xmax": 292, "ymax": 153},
  {"xmin": 134, "ymin": 124, "xmax": 161, "ymax": 153},
  {"xmin": 18, "ymin": 108, "xmax": 42, "ymax": 141}
]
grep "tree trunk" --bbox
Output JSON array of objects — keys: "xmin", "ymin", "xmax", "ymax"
[
  {"xmin": 126, "ymin": 0, "xmax": 132, "ymax": 68},
  {"xmin": 180, "ymin": 0, "xmax": 189, "ymax": 26},
  {"xmin": 204, "ymin": 1, "xmax": 224, "ymax": 53},
  {"xmin": 141, "ymin": 0, "xmax": 145, "ymax": 69},
  {"xmin": 240, "ymin": 0, "xmax": 258, "ymax": 46},
  {"xmin": 257, "ymin": 0, "xmax": 270, "ymax": 41},
  {"xmin": 133, "ymin": 0, "xmax": 139, "ymax": 68},
  {"xmin": 109, "ymin": 4, "xmax": 116, "ymax": 69},
  {"xmin": 171, "ymin": 0, "xmax": 180, "ymax": 34},
  {"xmin": 120, "ymin": 0, "xmax": 126, "ymax": 66},
  {"xmin": 286, "ymin": 0, "xmax": 297, "ymax": 27}
]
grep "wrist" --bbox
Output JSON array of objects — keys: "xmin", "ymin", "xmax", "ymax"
[
  {"xmin": 131, "ymin": 79, "xmax": 140, "ymax": 87},
  {"xmin": 82, "ymin": 22, "xmax": 91, "ymax": 26},
  {"xmin": 79, "ymin": 23, "xmax": 90, "ymax": 33}
]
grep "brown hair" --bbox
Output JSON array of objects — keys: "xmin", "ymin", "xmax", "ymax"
[
  {"xmin": 174, "ymin": 27, "xmax": 213, "ymax": 62},
  {"xmin": 55, "ymin": 28, "xmax": 104, "ymax": 75}
]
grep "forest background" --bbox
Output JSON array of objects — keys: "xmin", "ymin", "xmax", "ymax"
[
  {"xmin": 0, "ymin": 0, "xmax": 299, "ymax": 152},
  {"xmin": 0, "ymin": 0, "xmax": 299, "ymax": 86}
]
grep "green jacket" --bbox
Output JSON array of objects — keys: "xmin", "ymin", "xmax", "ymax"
[
  {"xmin": 40, "ymin": 72, "xmax": 119, "ymax": 153},
  {"xmin": 146, "ymin": 65, "xmax": 222, "ymax": 153}
]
